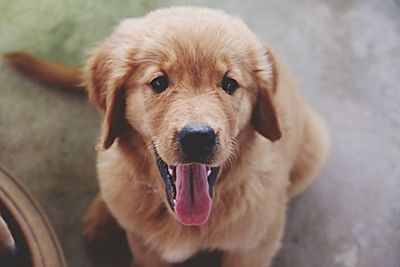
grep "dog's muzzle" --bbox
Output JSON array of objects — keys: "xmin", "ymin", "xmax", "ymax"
[{"xmin": 154, "ymin": 124, "xmax": 220, "ymax": 226}]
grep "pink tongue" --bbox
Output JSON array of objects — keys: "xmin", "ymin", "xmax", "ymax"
[{"xmin": 175, "ymin": 164, "xmax": 212, "ymax": 226}]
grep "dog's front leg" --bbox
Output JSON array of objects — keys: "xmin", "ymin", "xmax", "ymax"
[
  {"xmin": 83, "ymin": 195, "xmax": 132, "ymax": 267},
  {"xmin": 127, "ymin": 233, "xmax": 173, "ymax": 267}
]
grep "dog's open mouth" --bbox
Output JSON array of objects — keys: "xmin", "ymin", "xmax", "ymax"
[{"xmin": 155, "ymin": 153, "xmax": 219, "ymax": 226}]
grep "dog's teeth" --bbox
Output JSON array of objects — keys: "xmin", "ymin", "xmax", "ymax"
[
  {"xmin": 168, "ymin": 166, "xmax": 173, "ymax": 175},
  {"xmin": 173, "ymin": 199, "xmax": 176, "ymax": 205},
  {"xmin": 207, "ymin": 169, "xmax": 212, "ymax": 176}
]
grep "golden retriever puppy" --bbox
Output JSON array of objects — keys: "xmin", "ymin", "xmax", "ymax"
[{"xmin": 4, "ymin": 6, "xmax": 330, "ymax": 267}]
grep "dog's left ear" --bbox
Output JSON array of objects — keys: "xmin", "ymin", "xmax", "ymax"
[
  {"xmin": 252, "ymin": 48, "xmax": 282, "ymax": 141},
  {"xmin": 84, "ymin": 42, "xmax": 131, "ymax": 150},
  {"xmin": 100, "ymin": 84, "xmax": 126, "ymax": 150}
]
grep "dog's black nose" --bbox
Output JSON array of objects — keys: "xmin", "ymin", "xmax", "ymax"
[{"xmin": 178, "ymin": 124, "xmax": 217, "ymax": 158}]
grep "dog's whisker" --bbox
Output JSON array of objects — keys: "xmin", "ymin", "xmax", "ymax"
[{"xmin": 143, "ymin": 145, "xmax": 154, "ymax": 163}]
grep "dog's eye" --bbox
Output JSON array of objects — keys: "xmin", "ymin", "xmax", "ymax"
[
  {"xmin": 221, "ymin": 75, "xmax": 239, "ymax": 94},
  {"xmin": 150, "ymin": 75, "xmax": 169, "ymax": 93}
]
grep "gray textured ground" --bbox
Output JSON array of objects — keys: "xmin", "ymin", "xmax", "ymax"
[{"xmin": 1, "ymin": 0, "xmax": 399, "ymax": 266}]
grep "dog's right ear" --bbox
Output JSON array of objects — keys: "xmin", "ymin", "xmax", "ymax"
[{"xmin": 84, "ymin": 45, "xmax": 131, "ymax": 150}]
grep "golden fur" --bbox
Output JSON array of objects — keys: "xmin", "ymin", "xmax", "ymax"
[{"xmin": 4, "ymin": 7, "xmax": 330, "ymax": 267}]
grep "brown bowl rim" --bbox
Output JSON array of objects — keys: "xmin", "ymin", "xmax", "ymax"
[{"xmin": 0, "ymin": 164, "xmax": 67, "ymax": 267}]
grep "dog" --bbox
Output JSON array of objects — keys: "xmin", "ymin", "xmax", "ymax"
[{"xmin": 4, "ymin": 6, "xmax": 330, "ymax": 267}]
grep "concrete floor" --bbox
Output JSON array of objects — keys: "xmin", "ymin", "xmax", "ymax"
[{"xmin": 1, "ymin": 0, "xmax": 399, "ymax": 266}]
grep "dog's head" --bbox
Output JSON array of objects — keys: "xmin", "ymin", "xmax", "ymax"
[{"xmin": 85, "ymin": 7, "xmax": 281, "ymax": 226}]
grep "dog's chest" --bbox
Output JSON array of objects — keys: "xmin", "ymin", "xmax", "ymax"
[{"xmin": 160, "ymin": 241, "xmax": 199, "ymax": 262}]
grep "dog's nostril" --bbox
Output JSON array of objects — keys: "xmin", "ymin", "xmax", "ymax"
[{"xmin": 178, "ymin": 124, "xmax": 217, "ymax": 156}]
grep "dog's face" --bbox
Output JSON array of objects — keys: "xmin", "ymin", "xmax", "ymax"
[{"xmin": 85, "ymin": 7, "xmax": 282, "ymax": 226}]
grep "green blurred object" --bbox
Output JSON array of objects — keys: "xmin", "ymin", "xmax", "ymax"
[{"xmin": 0, "ymin": 0, "xmax": 165, "ymax": 65}]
